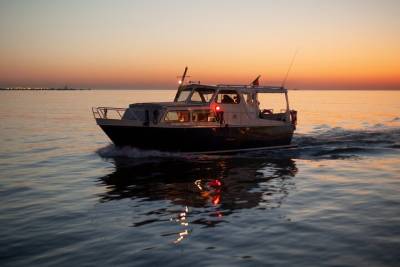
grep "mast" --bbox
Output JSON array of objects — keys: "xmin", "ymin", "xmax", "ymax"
[{"xmin": 174, "ymin": 66, "xmax": 188, "ymax": 102}]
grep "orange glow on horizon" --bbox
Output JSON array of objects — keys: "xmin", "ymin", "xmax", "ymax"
[
  {"xmin": 1, "ymin": 61, "xmax": 399, "ymax": 90},
  {"xmin": 1, "ymin": 1, "xmax": 399, "ymax": 90}
]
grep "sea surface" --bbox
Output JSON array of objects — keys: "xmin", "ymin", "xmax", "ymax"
[{"xmin": 0, "ymin": 90, "xmax": 399, "ymax": 266}]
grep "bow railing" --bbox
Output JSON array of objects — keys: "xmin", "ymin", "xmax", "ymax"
[{"xmin": 92, "ymin": 107, "xmax": 127, "ymax": 120}]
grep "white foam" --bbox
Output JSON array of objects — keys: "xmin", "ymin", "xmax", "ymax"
[{"xmin": 97, "ymin": 144, "xmax": 182, "ymax": 158}]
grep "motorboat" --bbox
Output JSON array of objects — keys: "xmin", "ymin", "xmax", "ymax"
[{"xmin": 92, "ymin": 68, "xmax": 297, "ymax": 153}]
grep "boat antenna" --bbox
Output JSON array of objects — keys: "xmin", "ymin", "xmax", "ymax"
[
  {"xmin": 174, "ymin": 66, "xmax": 190, "ymax": 101},
  {"xmin": 281, "ymin": 48, "xmax": 299, "ymax": 88},
  {"xmin": 178, "ymin": 66, "xmax": 189, "ymax": 86}
]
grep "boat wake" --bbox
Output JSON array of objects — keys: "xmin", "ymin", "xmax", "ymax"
[
  {"xmin": 96, "ymin": 125, "xmax": 400, "ymax": 160},
  {"xmin": 297, "ymin": 125, "xmax": 398, "ymax": 145},
  {"xmin": 97, "ymin": 145, "xmax": 181, "ymax": 159},
  {"xmin": 288, "ymin": 124, "xmax": 400, "ymax": 159}
]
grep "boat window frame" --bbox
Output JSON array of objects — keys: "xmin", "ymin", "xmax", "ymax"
[
  {"xmin": 188, "ymin": 87, "xmax": 216, "ymax": 103},
  {"xmin": 191, "ymin": 109, "xmax": 216, "ymax": 122},
  {"xmin": 175, "ymin": 86, "xmax": 217, "ymax": 103},
  {"xmin": 176, "ymin": 89, "xmax": 192, "ymax": 102},
  {"xmin": 163, "ymin": 110, "xmax": 191, "ymax": 123}
]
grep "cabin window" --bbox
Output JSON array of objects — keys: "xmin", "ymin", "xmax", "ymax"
[
  {"xmin": 176, "ymin": 90, "xmax": 191, "ymax": 102},
  {"xmin": 243, "ymin": 92, "xmax": 257, "ymax": 105},
  {"xmin": 258, "ymin": 93, "xmax": 287, "ymax": 113},
  {"xmin": 190, "ymin": 88, "xmax": 215, "ymax": 103},
  {"xmin": 243, "ymin": 93, "xmax": 251, "ymax": 104},
  {"xmin": 191, "ymin": 110, "xmax": 216, "ymax": 122},
  {"xmin": 164, "ymin": 111, "xmax": 190, "ymax": 122},
  {"xmin": 216, "ymin": 90, "xmax": 240, "ymax": 104}
]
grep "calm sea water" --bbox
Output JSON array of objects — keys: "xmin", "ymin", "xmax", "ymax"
[{"xmin": 0, "ymin": 90, "xmax": 399, "ymax": 266}]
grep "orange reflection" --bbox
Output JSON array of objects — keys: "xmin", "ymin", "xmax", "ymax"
[{"xmin": 195, "ymin": 178, "xmax": 222, "ymax": 207}]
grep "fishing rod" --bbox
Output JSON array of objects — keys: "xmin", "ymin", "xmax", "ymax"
[{"xmin": 281, "ymin": 48, "xmax": 299, "ymax": 88}]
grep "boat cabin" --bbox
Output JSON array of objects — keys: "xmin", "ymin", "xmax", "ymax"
[
  {"xmin": 93, "ymin": 83, "xmax": 294, "ymax": 128},
  {"xmin": 172, "ymin": 84, "xmax": 290, "ymax": 125}
]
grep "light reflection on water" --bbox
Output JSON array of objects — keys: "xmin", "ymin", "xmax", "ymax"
[
  {"xmin": 90, "ymin": 155, "xmax": 299, "ymax": 251},
  {"xmin": 0, "ymin": 90, "xmax": 400, "ymax": 266}
]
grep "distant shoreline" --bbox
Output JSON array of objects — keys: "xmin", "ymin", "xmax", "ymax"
[
  {"xmin": 1, "ymin": 88, "xmax": 399, "ymax": 91},
  {"xmin": 0, "ymin": 88, "xmax": 92, "ymax": 91},
  {"xmin": 288, "ymin": 88, "xmax": 400, "ymax": 91}
]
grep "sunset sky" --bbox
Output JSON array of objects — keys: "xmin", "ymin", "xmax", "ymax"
[{"xmin": 1, "ymin": 0, "xmax": 399, "ymax": 89}]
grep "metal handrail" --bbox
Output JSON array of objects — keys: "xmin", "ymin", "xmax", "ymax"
[
  {"xmin": 216, "ymin": 84, "xmax": 284, "ymax": 89},
  {"xmin": 92, "ymin": 107, "xmax": 127, "ymax": 120}
]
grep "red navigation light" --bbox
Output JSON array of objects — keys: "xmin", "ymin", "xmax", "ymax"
[
  {"xmin": 208, "ymin": 179, "xmax": 222, "ymax": 187},
  {"xmin": 215, "ymin": 105, "xmax": 221, "ymax": 112}
]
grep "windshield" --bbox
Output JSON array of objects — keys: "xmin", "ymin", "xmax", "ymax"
[
  {"xmin": 176, "ymin": 88, "xmax": 215, "ymax": 103},
  {"xmin": 176, "ymin": 90, "xmax": 191, "ymax": 102},
  {"xmin": 189, "ymin": 88, "xmax": 215, "ymax": 103}
]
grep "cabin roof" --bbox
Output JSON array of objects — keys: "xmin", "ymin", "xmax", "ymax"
[
  {"xmin": 129, "ymin": 102, "xmax": 207, "ymax": 108},
  {"xmin": 183, "ymin": 84, "xmax": 287, "ymax": 93}
]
